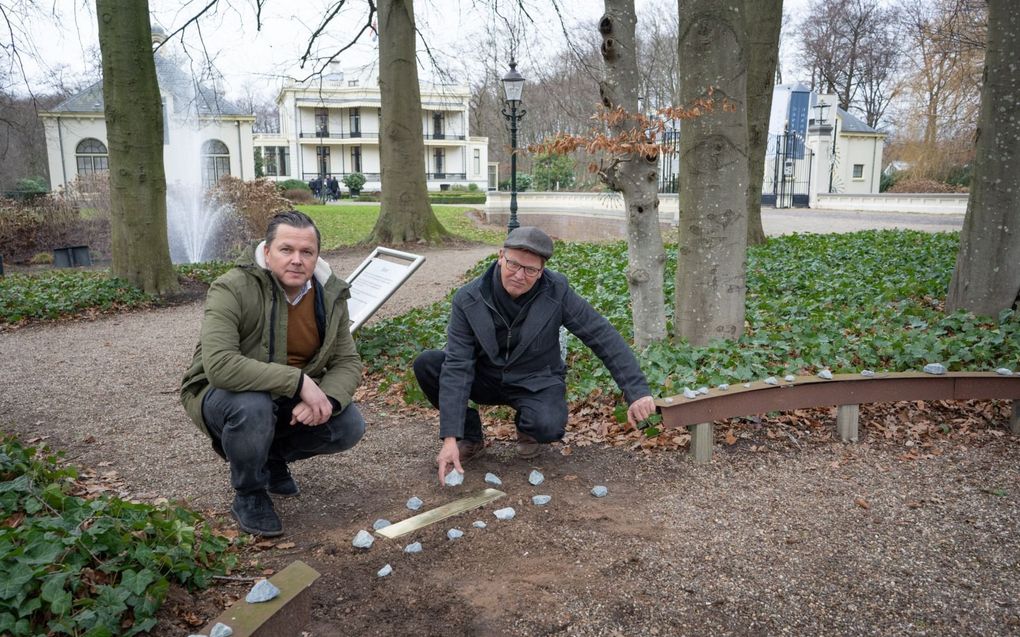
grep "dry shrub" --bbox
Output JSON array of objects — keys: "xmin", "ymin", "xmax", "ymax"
[
  {"xmin": 204, "ymin": 177, "xmax": 294, "ymax": 258},
  {"xmin": 887, "ymin": 178, "xmax": 965, "ymax": 194},
  {"xmin": 281, "ymin": 188, "xmax": 316, "ymax": 204}
]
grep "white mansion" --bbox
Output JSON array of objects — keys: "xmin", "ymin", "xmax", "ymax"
[{"xmin": 254, "ymin": 66, "xmax": 490, "ymax": 192}]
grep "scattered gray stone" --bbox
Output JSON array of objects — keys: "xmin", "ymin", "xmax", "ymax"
[
  {"xmin": 494, "ymin": 507, "xmax": 516, "ymax": 520},
  {"xmin": 352, "ymin": 529, "xmax": 374, "ymax": 549},
  {"xmin": 764, "ymin": 376, "xmax": 779, "ymax": 385},
  {"xmin": 444, "ymin": 470, "xmax": 464, "ymax": 487},
  {"xmin": 861, "ymin": 370, "xmax": 876, "ymax": 377},
  {"xmin": 532, "ymin": 495, "xmax": 552, "ymax": 506},
  {"xmin": 923, "ymin": 363, "xmax": 947, "ymax": 375},
  {"xmin": 406, "ymin": 496, "xmax": 423, "ymax": 511},
  {"xmin": 664, "ymin": 396, "xmax": 674, "ymax": 403},
  {"xmin": 591, "ymin": 485, "xmax": 609, "ymax": 498},
  {"xmin": 818, "ymin": 369, "xmax": 834, "ymax": 380},
  {"xmin": 372, "ymin": 519, "xmax": 391, "ymax": 530},
  {"xmin": 995, "ymin": 368, "xmax": 1014, "ymax": 376},
  {"xmin": 473, "ymin": 520, "xmax": 487, "ymax": 529},
  {"xmin": 697, "ymin": 386, "xmax": 709, "ymax": 395},
  {"xmin": 717, "ymin": 383, "xmax": 730, "ymax": 391},
  {"xmin": 743, "ymin": 383, "xmax": 752, "ymax": 388},
  {"xmin": 484, "ymin": 472, "xmax": 502, "ymax": 486},
  {"xmin": 528, "ymin": 470, "xmax": 544, "ymax": 486},
  {"xmin": 404, "ymin": 541, "xmax": 423, "ymax": 553},
  {"xmin": 245, "ymin": 579, "xmax": 280, "ymax": 603},
  {"xmin": 784, "ymin": 374, "xmax": 796, "ymax": 383},
  {"xmin": 378, "ymin": 564, "xmax": 392, "ymax": 577},
  {"xmin": 447, "ymin": 528, "xmax": 464, "ymax": 540},
  {"xmin": 210, "ymin": 623, "xmax": 233, "ymax": 637},
  {"xmin": 683, "ymin": 387, "xmax": 698, "ymax": 399}
]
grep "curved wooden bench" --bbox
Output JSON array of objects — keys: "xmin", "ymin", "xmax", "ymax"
[{"xmin": 655, "ymin": 372, "xmax": 1020, "ymax": 463}]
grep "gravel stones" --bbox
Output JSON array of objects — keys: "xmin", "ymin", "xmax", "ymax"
[
  {"xmin": 717, "ymin": 383, "xmax": 730, "ymax": 391},
  {"xmin": 404, "ymin": 542, "xmax": 423, "ymax": 553},
  {"xmin": 352, "ymin": 529, "xmax": 374, "ymax": 549},
  {"xmin": 532, "ymin": 495, "xmax": 552, "ymax": 506},
  {"xmin": 528, "ymin": 470, "xmax": 545, "ymax": 486},
  {"xmin": 683, "ymin": 387, "xmax": 698, "ymax": 399},
  {"xmin": 494, "ymin": 507, "xmax": 516, "ymax": 520},
  {"xmin": 484, "ymin": 472, "xmax": 502, "ymax": 486},
  {"xmin": 443, "ymin": 470, "xmax": 464, "ymax": 487},
  {"xmin": 784, "ymin": 374, "xmax": 796, "ymax": 383},
  {"xmin": 764, "ymin": 376, "xmax": 779, "ymax": 385},
  {"xmin": 861, "ymin": 369, "xmax": 876, "ymax": 377},
  {"xmin": 210, "ymin": 623, "xmax": 233, "ymax": 637},
  {"xmin": 406, "ymin": 496, "xmax": 423, "ymax": 510},
  {"xmin": 923, "ymin": 363, "xmax": 947, "ymax": 375},
  {"xmin": 245, "ymin": 579, "xmax": 280, "ymax": 603},
  {"xmin": 378, "ymin": 564, "xmax": 392, "ymax": 577},
  {"xmin": 447, "ymin": 528, "xmax": 464, "ymax": 540},
  {"xmin": 591, "ymin": 485, "xmax": 609, "ymax": 498},
  {"xmin": 473, "ymin": 520, "xmax": 487, "ymax": 529},
  {"xmin": 817, "ymin": 369, "xmax": 834, "ymax": 380}
]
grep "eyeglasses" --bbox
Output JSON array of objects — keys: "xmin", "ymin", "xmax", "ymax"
[{"xmin": 502, "ymin": 255, "xmax": 543, "ymax": 277}]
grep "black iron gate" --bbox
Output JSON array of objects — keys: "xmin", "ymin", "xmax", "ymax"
[{"xmin": 762, "ymin": 130, "xmax": 810, "ymax": 208}]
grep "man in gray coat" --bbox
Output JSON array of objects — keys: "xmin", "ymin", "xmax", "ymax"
[{"xmin": 413, "ymin": 227, "xmax": 656, "ymax": 483}]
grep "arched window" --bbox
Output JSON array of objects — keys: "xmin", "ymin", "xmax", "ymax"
[
  {"xmin": 75, "ymin": 138, "xmax": 109, "ymax": 175},
  {"xmin": 202, "ymin": 139, "xmax": 231, "ymax": 186}
]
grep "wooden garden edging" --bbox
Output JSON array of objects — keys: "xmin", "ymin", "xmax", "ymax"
[{"xmin": 655, "ymin": 371, "xmax": 1020, "ymax": 463}]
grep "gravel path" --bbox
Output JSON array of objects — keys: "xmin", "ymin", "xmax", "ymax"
[{"xmin": 4, "ymin": 215, "xmax": 1019, "ymax": 635}]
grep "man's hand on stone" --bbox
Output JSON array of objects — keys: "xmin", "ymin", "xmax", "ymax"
[
  {"xmin": 436, "ymin": 437, "xmax": 464, "ymax": 485},
  {"xmin": 292, "ymin": 375, "xmax": 333, "ymax": 426},
  {"xmin": 627, "ymin": 395, "xmax": 656, "ymax": 427}
]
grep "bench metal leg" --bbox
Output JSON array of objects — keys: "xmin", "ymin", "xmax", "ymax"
[
  {"xmin": 837, "ymin": 404, "xmax": 860, "ymax": 442},
  {"xmin": 689, "ymin": 422, "xmax": 713, "ymax": 463},
  {"xmin": 1011, "ymin": 401, "xmax": 1020, "ymax": 435}
]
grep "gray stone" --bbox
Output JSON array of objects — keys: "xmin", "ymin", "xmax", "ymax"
[
  {"xmin": 484, "ymin": 472, "xmax": 502, "ymax": 486},
  {"xmin": 996, "ymin": 368, "xmax": 1014, "ymax": 376},
  {"xmin": 210, "ymin": 623, "xmax": 233, "ymax": 637},
  {"xmin": 372, "ymin": 519, "xmax": 391, "ymax": 530},
  {"xmin": 406, "ymin": 496, "xmax": 423, "ymax": 511},
  {"xmin": 404, "ymin": 541, "xmax": 423, "ymax": 553},
  {"xmin": 743, "ymin": 383, "xmax": 752, "ymax": 388},
  {"xmin": 245, "ymin": 579, "xmax": 281, "ymax": 604},
  {"xmin": 472, "ymin": 520, "xmax": 487, "ymax": 529},
  {"xmin": 784, "ymin": 374, "xmax": 796, "ymax": 383},
  {"xmin": 532, "ymin": 495, "xmax": 552, "ymax": 506},
  {"xmin": 444, "ymin": 470, "xmax": 464, "ymax": 487},
  {"xmin": 591, "ymin": 485, "xmax": 609, "ymax": 498},
  {"xmin": 447, "ymin": 528, "xmax": 464, "ymax": 540},
  {"xmin": 494, "ymin": 507, "xmax": 516, "ymax": 520},
  {"xmin": 861, "ymin": 370, "xmax": 876, "ymax": 377},
  {"xmin": 717, "ymin": 383, "xmax": 730, "ymax": 391},
  {"xmin": 683, "ymin": 387, "xmax": 698, "ymax": 399},
  {"xmin": 923, "ymin": 363, "xmax": 947, "ymax": 375},
  {"xmin": 817, "ymin": 369, "xmax": 833, "ymax": 380},
  {"xmin": 665, "ymin": 396, "xmax": 674, "ymax": 403},
  {"xmin": 352, "ymin": 529, "xmax": 374, "ymax": 549},
  {"xmin": 696, "ymin": 386, "xmax": 709, "ymax": 395},
  {"xmin": 378, "ymin": 564, "xmax": 392, "ymax": 577},
  {"xmin": 764, "ymin": 376, "xmax": 779, "ymax": 385},
  {"xmin": 528, "ymin": 470, "xmax": 544, "ymax": 486}
]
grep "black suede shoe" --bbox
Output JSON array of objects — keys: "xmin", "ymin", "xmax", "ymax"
[
  {"xmin": 267, "ymin": 461, "xmax": 300, "ymax": 497},
  {"xmin": 231, "ymin": 491, "xmax": 284, "ymax": 537}
]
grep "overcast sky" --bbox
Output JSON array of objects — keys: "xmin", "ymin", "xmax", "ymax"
[{"xmin": 14, "ymin": 0, "xmax": 811, "ymax": 100}]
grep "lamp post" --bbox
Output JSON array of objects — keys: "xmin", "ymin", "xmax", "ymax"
[{"xmin": 501, "ymin": 59, "xmax": 526, "ymax": 233}]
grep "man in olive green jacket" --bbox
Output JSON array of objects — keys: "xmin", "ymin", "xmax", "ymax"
[{"xmin": 181, "ymin": 211, "xmax": 364, "ymax": 537}]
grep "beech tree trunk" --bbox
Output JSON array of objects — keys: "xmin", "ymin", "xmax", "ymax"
[
  {"xmin": 369, "ymin": 0, "xmax": 450, "ymax": 244},
  {"xmin": 675, "ymin": 0, "xmax": 749, "ymax": 345},
  {"xmin": 598, "ymin": 0, "xmax": 668, "ymax": 348},
  {"xmin": 744, "ymin": 0, "xmax": 783, "ymax": 246},
  {"xmin": 96, "ymin": 0, "xmax": 178, "ymax": 294},
  {"xmin": 946, "ymin": 0, "xmax": 1020, "ymax": 315}
]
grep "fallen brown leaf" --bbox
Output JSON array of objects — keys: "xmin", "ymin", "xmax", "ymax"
[{"xmin": 854, "ymin": 497, "xmax": 870, "ymax": 510}]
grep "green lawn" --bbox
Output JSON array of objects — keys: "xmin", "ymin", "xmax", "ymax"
[{"xmin": 296, "ymin": 203, "xmax": 504, "ymax": 250}]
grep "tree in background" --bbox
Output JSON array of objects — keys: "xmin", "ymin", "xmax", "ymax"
[
  {"xmin": 675, "ymin": 0, "xmax": 749, "ymax": 346},
  {"xmin": 946, "ymin": 0, "xmax": 1019, "ymax": 316},
  {"xmin": 531, "ymin": 152, "xmax": 575, "ymax": 191},
  {"xmin": 597, "ymin": 0, "xmax": 667, "ymax": 347},
  {"xmin": 96, "ymin": 0, "xmax": 177, "ymax": 294},
  {"xmin": 368, "ymin": 0, "xmax": 449, "ymax": 244}
]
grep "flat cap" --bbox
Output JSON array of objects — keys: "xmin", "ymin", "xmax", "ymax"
[{"xmin": 503, "ymin": 226, "xmax": 553, "ymax": 260}]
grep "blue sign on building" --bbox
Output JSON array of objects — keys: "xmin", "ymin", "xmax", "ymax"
[{"xmin": 787, "ymin": 89, "xmax": 810, "ymax": 159}]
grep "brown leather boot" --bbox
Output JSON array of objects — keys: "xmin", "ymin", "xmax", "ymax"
[
  {"xmin": 516, "ymin": 431, "xmax": 541, "ymax": 459},
  {"xmin": 457, "ymin": 439, "xmax": 487, "ymax": 463}
]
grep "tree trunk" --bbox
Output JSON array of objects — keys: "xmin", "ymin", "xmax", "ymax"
[
  {"xmin": 369, "ymin": 0, "xmax": 450, "ymax": 244},
  {"xmin": 598, "ymin": 0, "xmax": 668, "ymax": 348},
  {"xmin": 675, "ymin": 0, "xmax": 749, "ymax": 346},
  {"xmin": 96, "ymin": 0, "xmax": 178, "ymax": 294},
  {"xmin": 946, "ymin": 0, "xmax": 1020, "ymax": 316},
  {"xmin": 743, "ymin": 0, "xmax": 783, "ymax": 247}
]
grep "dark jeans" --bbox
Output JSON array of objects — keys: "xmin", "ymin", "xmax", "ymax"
[
  {"xmin": 413, "ymin": 349, "xmax": 568, "ymax": 443},
  {"xmin": 202, "ymin": 388, "xmax": 365, "ymax": 495}
]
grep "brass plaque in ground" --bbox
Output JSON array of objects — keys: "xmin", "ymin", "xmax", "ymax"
[{"xmin": 376, "ymin": 488, "xmax": 506, "ymax": 539}]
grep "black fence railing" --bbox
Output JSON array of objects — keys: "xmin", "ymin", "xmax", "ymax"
[
  {"xmin": 302, "ymin": 172, "xmax": 381, "ymax": 182},
  {"xmin": 298, "ymin": 132, "xmax": 379, "ymax": 139},
  {"xmin": 426, "ymin": 173, "xmax": 466, "ymax": 180},
  {"xmin": 423, "ymin": 133, "xmax": 466, "ymax": 140}
]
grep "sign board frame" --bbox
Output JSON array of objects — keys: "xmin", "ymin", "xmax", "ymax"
[{"xmin": 344, "ymin": 247, "xmax": 425, "ymax": 332}]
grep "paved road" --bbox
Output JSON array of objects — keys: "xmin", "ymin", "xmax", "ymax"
[{"xmin": 762, "ymin": 206, "xmax": 963, "ymax": 235}]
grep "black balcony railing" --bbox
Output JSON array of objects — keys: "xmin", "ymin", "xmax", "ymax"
[
  {"xmin": 423, "ymin": 133, "xmax": 466, "ymax": 140},
  {"xmin": 426, "ymin": 172, "xmax": 466, "ymax": 180},
  {"xmin": 302, "ymin": 172, "xmax": 381, "ymax": 182},
  {"xmin": 298, "ymin": 132, "xmax": 380, "ymax": 139}
]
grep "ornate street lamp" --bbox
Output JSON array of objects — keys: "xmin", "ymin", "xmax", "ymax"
[{"xmin": 501, "ymin": 59, "xmax": 526, "ymax": 233}]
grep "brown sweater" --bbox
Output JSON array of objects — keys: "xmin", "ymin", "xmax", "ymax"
[{"xmin": 287, "ymin": 287, "xmax": 321, "ymax": 368}]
